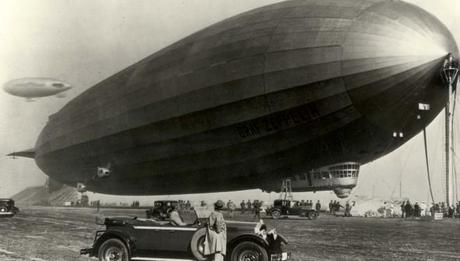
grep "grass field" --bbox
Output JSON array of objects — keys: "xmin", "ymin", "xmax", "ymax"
[{"xmin": 0, "ymin": 207, "xmax": 458, "ymax": 261}]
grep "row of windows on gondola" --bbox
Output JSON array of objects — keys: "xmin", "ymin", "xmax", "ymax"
[{"xmin": 310, "ymin": 170, "xmax": 359, "ymax": 179}]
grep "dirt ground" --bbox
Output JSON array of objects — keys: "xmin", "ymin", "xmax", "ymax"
[{"xmin": 0, "ymin": 206, "xmax": 458, "ymax": 261}]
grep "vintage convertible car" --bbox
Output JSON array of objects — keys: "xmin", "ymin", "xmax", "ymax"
[
  {"xmin": 81, "ymin": 211, "xmax": 290, "ymax": 261},
  {"xmin": 0, "ymin": 199, "xmax": 19, "ymax": 217}
]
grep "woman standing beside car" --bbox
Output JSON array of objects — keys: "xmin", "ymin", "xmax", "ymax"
[{"xmin": 204, "ymin": 200, "xmax": 227, "ymax": 261}]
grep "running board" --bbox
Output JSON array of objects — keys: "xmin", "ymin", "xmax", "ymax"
[{"xmin": 131, "ymin": 257, "xmax": 195, "ymax": 261}]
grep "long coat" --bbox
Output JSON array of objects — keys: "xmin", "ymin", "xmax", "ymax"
[{"xmin": 204, "ymin": 211, "xmax": 227, "ymax": 256}]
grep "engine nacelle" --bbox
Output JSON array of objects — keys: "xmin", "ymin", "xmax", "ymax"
[
  {"xmin": 77, "ymin": 182, "xmax": 87, "ymax": 193},
  {"xmin": 96, "ymin": 167, "xmax": 111, "ymax": 178}
]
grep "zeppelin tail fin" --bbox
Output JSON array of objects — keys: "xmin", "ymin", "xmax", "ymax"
[{"xmin": 7, "ymin": 148, "xmax": 35, "ymax": 159}]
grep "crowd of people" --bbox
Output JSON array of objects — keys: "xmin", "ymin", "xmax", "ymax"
[
  {"xmin": 400, "ymin": 201, "xmax": 422, "ymax": 218},
  {"xmin": 170, "ymin": 198, "xmax": 364, "ymax": 219},
  {"xmin": 168, "ymin": 199, "xmax": 266, "ymax": 220},
  {"xmin": 238, "ymin": 199, "xmax": 262, "ymax": 213},
  {"xmin": 328, "ymin": 200, "xmax": 354, "ymax": 217},
  {"xmin": 400, "ymin": 200, "xmax": 460, "ymax": 218},
  {"xmin": 239, "ymin": 200, "xmax": 264, "ymax": 220},
  {"xmin": 292, "ymin": 200, "xmax": 318, "ymax": 208},
  {"xmin": 177, "ymin": 199, "xmax": 327, "ymax": 214}
]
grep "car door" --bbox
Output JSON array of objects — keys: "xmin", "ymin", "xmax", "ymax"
[
  {"xmin": 288, "ymin": 202, "xmax": 301, "ymax": 215},
  {"xmin": 133, "ymin": 225, "xmax": 198, "ymax": 254},
  {"xmin": 160, "ymin": 226, "xmax": 198, "ymax": 252},
  {"xmin": 132, "ymin": 225, "xmax": 164, "ymax": 252}
]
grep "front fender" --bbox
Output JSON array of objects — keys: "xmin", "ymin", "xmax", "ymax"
[
  {"xmin": 92, "ymin": 230, "xmax": 135, "ymax": 257},
  {"xmin": 277, "ymin": 234, "xmax": 288, "ymax": 245},
  {"xmin": 228, "ymin": 234, "xmax": 269, "ymax": 250}
]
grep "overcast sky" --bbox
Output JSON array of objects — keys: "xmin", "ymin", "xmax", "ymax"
[{"xmin": 1, "ymin": 0, "xmax": 460, "ymax": 205}]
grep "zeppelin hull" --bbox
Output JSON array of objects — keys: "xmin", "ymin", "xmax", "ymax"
[{"xmin": 35, "ymin": 0, "xmax": 457, "ymax": 195}]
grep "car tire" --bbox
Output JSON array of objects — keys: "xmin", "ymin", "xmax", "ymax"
[
  {"xmin": 98, "ymin": 238, "xmax": 129, "ymax": 261},
  {"xmin": 230, "ymin": 241, "xmax": 268, "ymax": 261},
  {"xmin": 272, "ymin": 209, "xmax": 281, "ymax": 219},
  {"xmin": 0, "ymin": 207, "xmax": 7, "ymax": 213},
  {"xmin": 307, "ymin": 211, "xmax": 317, "ymax": 220},
  {"xmin": 190, "ymin": 228, "xmax": 209, "ymax": 261}
]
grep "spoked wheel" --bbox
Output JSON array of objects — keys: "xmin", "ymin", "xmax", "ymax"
[
  {"xmin": 98, "ymin": 238, "xmax": 129, "ymax": 261},
  {"xmin": 198, "ymin": 236, "xmax": 206, "ymax": 254},
  {"xmin": 230, "ymin": 241, "xmax": 268, "ymax": 261},
  {"xmin": 190, "ymin": 228, "xmax": 209, "ymax": 261}
]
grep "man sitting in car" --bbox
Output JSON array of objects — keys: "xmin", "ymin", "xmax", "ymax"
[{"xmin": 169, "ymin": 205, "xmax": 187, "ymax": 226}]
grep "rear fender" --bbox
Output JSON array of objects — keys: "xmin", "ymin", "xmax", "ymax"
[{"xmin": 93, "ymin": 230, "xmax": 135, "ymax": 257}]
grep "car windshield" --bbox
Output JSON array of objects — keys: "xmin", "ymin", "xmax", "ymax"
[{"xmin": 0, "ymin": 200, "xmax": 12, "ymax": 206}]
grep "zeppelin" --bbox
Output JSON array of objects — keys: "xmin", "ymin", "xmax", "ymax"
[{"xmin": 28, "ymin": 0, "xmax": 458, "ymax": 195}]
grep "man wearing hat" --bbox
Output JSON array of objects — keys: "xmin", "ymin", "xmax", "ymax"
[{"xmin": 204, "ymin": 200, "xmax": 227, "ymax": 261}]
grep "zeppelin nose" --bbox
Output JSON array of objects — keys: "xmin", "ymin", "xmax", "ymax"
[
  {"xmin": 338, "ymin": 1, "xmax": 458, "ymax": 134},
  {"xmin": 345, "ymin": 53, "xmax": 456, "ymax": 138},
  {"xmin": 441, "ymin": 54, "xmax": 459, "ymax": 87}
]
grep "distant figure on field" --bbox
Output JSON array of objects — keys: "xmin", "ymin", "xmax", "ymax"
[
  {"xmin": 404, "ymin": 201, "xmax": 413, "ymax": 218},
  {"xmin": 344, "ymin": 201, "xmax": 352, "ymax": 217},
  {"xmin": 247, "ymin": 200, "xmax": 252, "ymax": 212},
  {"xmin": 240, "ymin": 200, "xmax": 246, "ymax": 214},
  {"xmin": 414, "ymin": 202, "xmax": 421, "ymax": 217},
  {"xmin": 400, "ymin": 201, "xmax": 406, "ymax": 218},
  {"xmin": 448, "ymin": 205, "xmax": 455, "ymax": 218},
  {"xmin": 441, "ymin": 202, "xmax": 447, "ymax": 216},
  {"xmin": 334, "ymin": 201, "xmax": 342, "ymax": 214},
  {"xmin": 315, "ymin": 200, "xmax": 321, "ymax": 216},
  {"xmin": 253, "ymin": 200, "xmax": 261, "ymax": 221},
  {"xmin": 227, "ymin": 200, "xmax": 236, "ymax": 219}
]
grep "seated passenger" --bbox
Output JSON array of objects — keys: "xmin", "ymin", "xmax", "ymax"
[{"xmin": 169, "ymin": 205, "xmax": 187, "ymax": 226}]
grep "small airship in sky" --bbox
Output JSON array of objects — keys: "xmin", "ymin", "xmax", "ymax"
[{"xmin": 3, "ymin": 78, "xmax": 72, "ymax": 101}]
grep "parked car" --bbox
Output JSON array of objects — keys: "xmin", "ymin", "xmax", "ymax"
[
  {"xmin": 145, "ymin": 200, "xmax": 178, "ymax": 220},
  {"xmin": 81, "ymin": 210, "xmax": 290, "ymax": 261},
  {"xmin": 266, "ymin": 199, "xmax": 317, "ymax": 220},
  {"xmin": 0, "ymin": 199, "xmax": 19, "ymax": 217}
]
